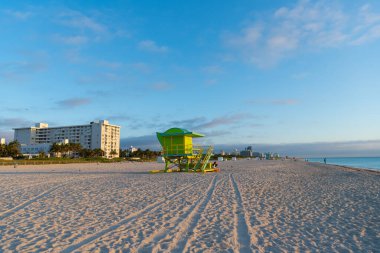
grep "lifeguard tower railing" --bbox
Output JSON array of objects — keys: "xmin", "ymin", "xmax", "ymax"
[{"xmin": 161, "ymin": 144, "xmax": 204, "ymax": 157}]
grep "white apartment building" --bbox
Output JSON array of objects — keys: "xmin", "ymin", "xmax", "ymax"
[
  {"xmin": 14, "ymin": 120, "xmax": 120, "ymax": 158},
  {"xmin": 0, "ymin": 138, "xmax": 5, "ymax": 145}
]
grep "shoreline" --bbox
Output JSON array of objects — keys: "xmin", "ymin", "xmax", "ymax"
[{"xmin": 307, "ymin": 161, "xmax": 380, "ymax": 175}]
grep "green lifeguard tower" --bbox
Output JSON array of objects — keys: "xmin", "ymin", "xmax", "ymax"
[{"xmin": 150, "ymin": 128, "xmax": 219, "ymax": 173}]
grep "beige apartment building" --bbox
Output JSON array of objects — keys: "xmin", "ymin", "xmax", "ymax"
[{"xmin": 13, "ymin": 120, "xmax": 120, "ymax": 158}]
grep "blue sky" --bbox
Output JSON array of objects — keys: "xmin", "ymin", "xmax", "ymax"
[{"xmin": 1, "ymin": 0, "xmax": 380, "ymax": 156}]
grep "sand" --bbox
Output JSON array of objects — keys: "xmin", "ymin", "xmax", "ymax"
[{"xmin": 0, "ymin": 160, "xmax": 379, "ymax": 252}]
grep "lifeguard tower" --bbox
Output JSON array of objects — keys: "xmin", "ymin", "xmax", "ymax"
[{"xmin": 150, "ymin": 128, "xmax": 219, "ymax": 173}]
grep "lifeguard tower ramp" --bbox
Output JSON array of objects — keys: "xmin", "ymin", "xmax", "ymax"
[{"xmin": 150, "ymin": 128, "xmax": 219, "ymax": 173}]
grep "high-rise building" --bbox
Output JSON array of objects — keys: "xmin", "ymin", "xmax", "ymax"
[{"xmin": 13, "ymin": 120, "xmax": 120, "ymax": 158}]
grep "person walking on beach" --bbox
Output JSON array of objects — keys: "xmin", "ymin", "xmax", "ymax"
[{"xmin": 324, "ymin": 158, "xmax": 327, "ymax": 164}]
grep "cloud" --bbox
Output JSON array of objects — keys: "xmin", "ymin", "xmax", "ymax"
[
  {"xmin": 138, "ymin": 40, "xmax": 168, "ymax": 53},
  {"xmin": 3, "ymin": 9, "xmax": 32, "ymax": 20},
  {"xmin": 195, "ymin": 113, "xmax": 252, "ymax": 129},
  {"xmin": 247, "ymin": 99, "xmax": 299, "ymax": 105},
  {"xmin": 96, "ymin": 60, "xmax": 122, "ymax": 69},
  {"xmin": 151, "ymin": 82, "xmax": 173, "ymax": 91},
  {"xmin": 168, "ymin": 117, "xmax": 207, "ymax": 130},
  {"xmin": 64, "ymin": 49, "xmax": 86, "ymax": 63},
  {"xmin": 225, "ymin": 1, "xmax": 380, "ymax": 67},
  {"xmin": 53, "ymin": 34, "xmax": 89, "ymax": 45},
  {"xmin": 272, "ymin": 99, "xmax": 299, "ymax": 105},
  {"xmin": 0, "ymin": 61, "xmax": 47, "ymax": 81},
  {"xmin": 202, "ymin": 130, "xmax": 231, "ymax": 137},
  {"xmin": 137, "ymin": 113, "xmax": 256, "ymax": 133},
  {"xmin": 0, "ymin": 130, "xmax": 13, "ymax": 142},
  {"xmin": 291, "ymin": 72, "xmax": 309, "ymax": 80},
  {"xmin": 215, "ymin": 140, "xmax": 380, "ymax": 158},
  {"xmin": 57, "ymin": 98, "xmax": 91, "ymax": 108},
  {"xmin": 120, "ymin": 135, "xmax": 160, "ymax": 150},
  {"xmin": 121, "ymin": 135, "xmax": 380, "ymax": 157},
  {"xmin": 57, "ymin": 10, "xmax": 107, "ymax": 34},
  {"xmin": 87, "ymin": 90, "xmax": 112, "ymax": 97},
  {"xmin": 351, "ymin": 4, "xmax": 380, "ymax": 45},
  {"xmin": 106, "ymin": 115, "xmax": 131, "ymax": 122},
  {"xmin": 77, "ymin": 72, "xmax": 124, "ymax": 85},
  {"xmin": 0, "ymin": 118, "xmax": 33, "ymax": 130},
  {"xmin": 117, "ymin": 113, "xmax": 256, "ymax": 138},
  {"xmin": 0, "ymin": 50, "xmax": 48, "ymax": 81},
  {"xmin": 202, "ymin": 65, "xmax": 223, "ymax": 74},
  {"xmin": 4, "ymin": 107, "xmax": 30, "ymax": 112},
  {"xmin": 131, "ymin": 62, "xmax": 151, "ymax": 73},
  {"xmin": 205, "ymin": 79, "xmax": 218, "ymax": 86}
]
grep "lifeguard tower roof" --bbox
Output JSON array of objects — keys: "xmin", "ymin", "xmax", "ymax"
[{"xmin": 158, "ymin": 128, "xmax": 204, "ymax": 137}]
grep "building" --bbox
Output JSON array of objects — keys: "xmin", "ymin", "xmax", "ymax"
[
  {"xmin": 265, "ymin": 152, "xmax": 273, "ymax": 160},
  {"xmin": 129, "ymin": 146, "xmax": 138, "ymax": 153},
  {"xmin": 252, "ymin": 152, "xmax": 264, "ymax": 158},
  {"xmin": 0, "ymin": 138, "xmax": 5, "ymax": 145},
  {"xmin": 240, "ymin": 150, "xmax": 252, "ymax": 157},
  {"xmin": 240, "ymin": 146, "xmax": 253, "ymax": 157},
  {"xmin": 20, "ymin": 143, "xmax": 52, "ymax": 157},
  {"xmin": 13, "ymin": 120, "xmax": 120, "ymax": 158}
]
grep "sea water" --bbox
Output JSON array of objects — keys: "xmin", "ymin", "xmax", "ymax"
[{"xmin": 307, "ymin": 157, "xmax": 380, "ymax": 172}]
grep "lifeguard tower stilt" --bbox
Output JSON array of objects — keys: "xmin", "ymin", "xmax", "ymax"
[{"xmin": 150, "ymin": 128, "xmax": 219, "ymax": 173}]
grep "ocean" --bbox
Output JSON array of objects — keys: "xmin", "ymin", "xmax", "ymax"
[{"xmin": 307, "ymin": 157, "xmax": 380, "ymax": 172}]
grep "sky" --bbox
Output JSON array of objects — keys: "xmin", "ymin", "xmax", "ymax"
[{"xmin": 1, "ymin": 0, "xmax": 380, "ymax": 157}]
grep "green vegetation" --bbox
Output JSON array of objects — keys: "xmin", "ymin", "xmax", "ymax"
[
  {"xmin": 0, "ymin": 141, "xmax": 21, "ymax": 158},
  {"xmin": 125, "ymin": 148, "xmax": 161, "ymax": 159},
  {"xmin": 0, "ymin": 139, "xmax": 163, "ymax": 166}
]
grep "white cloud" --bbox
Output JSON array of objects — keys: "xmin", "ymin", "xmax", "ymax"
[
  {"xmin": 291, "ymin": 72, "xmax": 309, "ymax": 80},
  {"xmin": 96, "ymin": 60, "xmax": 122, "ymax": 69},
  {"xmin": 3, "ymin": 10, "xmax": 32, "ymax": 20},
  {"xmin": 247, "ymin": 99, "xmax": 299, "ymax": 106},
  {"xmin": 202, "ymin": 65, "xmax": 222, "ymax": 74},
  {"xmin": 131, "ymin": 62, "xmax": 151, "ymax": 73},
  {"xmin": 138, "ymin": 40, "xmax": 168, "ymax": 53},
  {"xmin": 57, "ymin": 10, "xmax": 107, "ymax": 34},
  {"xmin": 53, "ymin": 34, "xmax": 88, "ymax": 45},
  {"xmin": 151, "ymin": 82, "xmax": 172, "ymax": 90},
  {"xmin": 64, "ymin": 49, "xmax": 86, "ymax": 63},
  {"xmin": 225, "ymin": 1, "xmax": 380, "ymax": 67}
]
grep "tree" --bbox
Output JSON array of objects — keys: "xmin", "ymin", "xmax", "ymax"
[
  {"xmin": 92, "ymin": 149, "xmax": 105, "ymax": 157},
  {"xmin": 0, "ymin": 143, "xmax": 6, "ymax": 157},
  {"xmin": 50, "ymin": 142, "xmax": 83, "ymax": 158},
  {"xmin": 38, "ymin": 151, "xmax": 46, "ymax": 158},
  {"xmin": 6, "ymin": 141, "xmax": 21, "ymax": 158},
  {"xmin": 119, "ymin": 149, "xmax": 128, "ymax": 158}
]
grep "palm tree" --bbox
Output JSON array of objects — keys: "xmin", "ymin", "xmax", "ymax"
[{"xmin": 110, "ymin": 150, "xmax": 117, "ymax": 157}]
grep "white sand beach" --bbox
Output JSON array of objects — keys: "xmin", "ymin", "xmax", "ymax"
[{"xmin": 0, "ymin": 160, "xmax": 379, "ymax": 252}]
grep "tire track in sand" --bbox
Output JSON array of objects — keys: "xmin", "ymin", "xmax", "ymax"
[
  {"xmin": 0, "ymin": 184, "xmax": 65, "ymax": 220},
  {"xmin": 138, "ymin": 175, "xmax": 220, "ymax": 253},
  {"xmin": 230, "ymin": 173, "xmax": 256, "ymax": 253},
  {"xmin": 0, "ymin": 178, "xmax": 74, "ymax": 198},
  {"xmin": 0, "ymin": 176, "xmax": 99, "ymax": 221},
  {"xmin": 151, "ymin": 175, "xmax": 222, "ymax": 253},
  {"xmin": 60, "ymin": 177, "xmax": 211, "ymax": 253}
]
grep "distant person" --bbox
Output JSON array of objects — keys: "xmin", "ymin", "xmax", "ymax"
[{"xmin": 324, "ymin": 158, "xmax": 327, "ymax": 164}]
